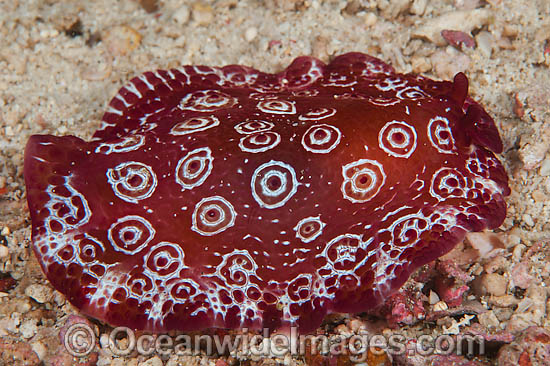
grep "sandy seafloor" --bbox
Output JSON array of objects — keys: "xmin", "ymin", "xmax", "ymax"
[{"xmin": 1, "ymin": 0, "xmax": 550, "ymax": 365}]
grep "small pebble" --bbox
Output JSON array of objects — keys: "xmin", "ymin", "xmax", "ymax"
[
  {"xmin": 467, "ymin": 231, "xmax": 505, "ymax": 258},
  {"xmin": 53, "ymin": 290, "xmax": 66, "ymax": 306},
  {"xmin": 410, "ymin": 0, "xmax": 427, "ymax": 15},
  {"xmin": 138, "ymin": 0, "xmax": 159, "ymax": 13},
  {"xmin": 519, "ymin": 131, "xmax": 550, "ymax": 170},
  {"xmin": 505, "ymin": 229, "xmax": 522, "ymax": 248},
  {"xmin": 540, "ymin": 158, "xmax": 550, "ymax": 176},
  {"xmin": 433, "ymin": 300, "xmax": 448, "ymax": 311},
  {"xmin": 40, "ymin": 29, "xmax": 60, "ymax": 38},
  {"xmin": 245, "ymin": 27, "xmax": 258, "ymax": 42},
  {"xmin": 429, "ymin": 290, "xmax": 440, "ymax": 304},
  {"xmin": 476, "ymin": 31, "xmax": 494, "ymax": 58},
  {"xmin": 488, "ymin": 294, "xmax": 520, "ymax": 307},
  {"xmin": 442, "ymin": 30, "xmax": 475, "ymax": 49},
  {"xmin": 478, "ymin": 310, "xmax": 500, "ymax": 328},
  {"xmin": 484, "ymin": 256, "xmax": 508, "ymax": 274},
  {"xmin": 25, "ymin": 284, "xmax": 53, "ymax": 304},
  {"xmin": 410, "ymin": 55, "xmax": 431, "ymax": 73},
  {"xmin": 19, "ymin": 319, "xmax": 37, "ymax": 339},
  {"xmin": 506, "ymin": 314, "xmax": 532, "ymax": 333},
  {"xmin": 545, "ymin": 177, "xmax": 550, "ymax": 194},
  {"xmin": 379, "ymin": 0, "xmax": 410, "ymax": 19},
  {"xmin": 525, "ymin": 286, "xmax": 547, "ymax": 322},
  {"xmin": 100, "ymin": 333, "xmax": 110, "ymax": 349},
  {"xmin": 522, "ymin": 213, "xmax": 535, "ymax": 227},
  {"xmin": 516, "ymin": 297, "xmax": 534, "ymax": 313},
  {"xmin": 511, "ymin": 261, "xmax": 534, "ymax": 289},
  {"xmin": 5, "ymin": 312, "xmax": 21, "ymax": 333},
  {"xmin": 512, "ymin": 244, "xmax": 526, "ymax": 262},
  {"xmin": 364, "ymin": 12, "xmax": 377, "ymax": 27},
  {"xmin": 476, "ymin": 273, "xmax": 508, "ymax": 296},
  {"xmin": 502, "ymin": 24, "xmax": 519, "ymax": 38},
  {"xmin": 15, "ymin": 300, "xmax": 31, "ymax": 314},
  {"xmin": 192, "ymin": 3, "xmax": 214, "ymax": 26},
  {"xmin": 0, "ymin": 245, "xmax": 8, "ymax": 259},
  {"xmin": 103, "ymin": 25, "xmax": 142, "ymax": 56},
  {"xmin": 173, "ymin": 5, "xmax": 190, "ymax": 25},
  {"xmin": 30, "ymin": 341, "xmax": 47, "ymax": 361}
]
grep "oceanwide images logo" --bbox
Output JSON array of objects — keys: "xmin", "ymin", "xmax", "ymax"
[{"xmin": 63, "ymin": 323, "xmax": 485, "ymax": 360}]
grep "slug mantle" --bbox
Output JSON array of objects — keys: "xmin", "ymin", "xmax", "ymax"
[{"xmin": 24, "ymin": 52, "xmax": 509, "ymax": 333}]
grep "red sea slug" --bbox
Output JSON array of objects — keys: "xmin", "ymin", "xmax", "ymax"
[{"xmin": 24, "ymin": 52, "xmax": 509, "ymax": 333}]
